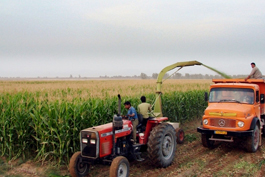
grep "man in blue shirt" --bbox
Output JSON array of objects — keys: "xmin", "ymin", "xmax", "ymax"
[{"xmin": 124, "ymin": 101, "xmax": 138, "ymax": 143}]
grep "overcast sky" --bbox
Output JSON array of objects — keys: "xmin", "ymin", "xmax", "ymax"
[{"xmin": 1, "ymin": 0, "xmax": 265, "ymax": 77}]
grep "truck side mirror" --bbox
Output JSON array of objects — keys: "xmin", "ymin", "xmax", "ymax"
[
  {"xmin": 204, "ymin": 92, "xmax": 208, "ymax": 101},
  {"xmin": 260, "ymin": 94, "xmax": 264, "ymax": 104}
]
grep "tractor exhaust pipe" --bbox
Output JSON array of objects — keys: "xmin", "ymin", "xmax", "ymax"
[{"xmin": 118, "ymin": 94, "xmax": 121, "ymax": 116}]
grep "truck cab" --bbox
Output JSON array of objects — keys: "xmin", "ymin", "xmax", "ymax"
[{"xmin": 197, "ymin": 79, "xmax": 265, "ymax": 152}]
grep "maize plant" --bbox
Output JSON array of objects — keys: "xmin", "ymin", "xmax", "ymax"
[{"xmin": 0, "ymin": 81, "xmax": 209, "ymax": 164}]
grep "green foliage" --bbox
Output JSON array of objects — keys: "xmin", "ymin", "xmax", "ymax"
[
  {"xmin": 0, "ymin": 89, "xmax": 207, "ymax": 164},
  {"xmin": 0, "ymin": 158, "xmax": 9, "ymax": 175},
  {"xmin": 185, "ymin": 134, "xmax": 197, "ymax": 143},
  {"xmin": 45, "ymin": 166, "xmax": 66, "ymax": 177},
  {"xmin": 162, "ymin": 90, "xmax": 208, "ymax": 122},
  {"xmin": 233, "ymin": 160, "xmax": 258, "ymax": 175}
]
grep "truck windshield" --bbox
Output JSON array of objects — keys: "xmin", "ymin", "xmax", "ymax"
[{"xmin": 209, "ymin": 88, "xmax": 254, "ymax": 104}]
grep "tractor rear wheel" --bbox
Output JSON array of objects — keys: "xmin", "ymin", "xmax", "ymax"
[
  {"xmin": 69, "ymin": 151, "xmax": 90, "ymax": 177},
  {"xmin": 109, "ymin": 156, "xmax": 129, "ymax": 177},
  {"xmin": 176, "ymin": 128, "xmax": 185, "ymax": 144},
  {"xmin": 201, "ymin": 134, "xmax": 214, "ymax": 148},
  {"xmin": 245, "ymin": 124, "xmax": 260, "ymax": 152},
  {"xmin": 147, "ymin": 123, "xmax": 177, "ymax": 168}
]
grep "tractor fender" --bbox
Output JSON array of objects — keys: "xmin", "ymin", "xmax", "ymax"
[
  {"xmin": 250, "ymin": 117, "xmax": 260, "ymax": 130},
  {"xmin": 166, "ymin": 122, "xmax": 180, "ymax": 129}
]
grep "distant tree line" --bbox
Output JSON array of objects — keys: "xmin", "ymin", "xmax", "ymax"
[
  {"xmin": 0, "ymin": 73, "xmax": 248, "ymax": 80},
  {"xmin": 100, "ymin": 73, "xmax": 248, "ymax": 79}
]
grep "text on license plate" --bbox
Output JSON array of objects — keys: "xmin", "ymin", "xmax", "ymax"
[{"xmin": 215, "ymin": 131, "xmax": 227, "ymax": 135}]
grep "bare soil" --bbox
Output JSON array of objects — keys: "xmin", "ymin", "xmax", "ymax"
[{"xmin": 1, "ymin": 119, "xmax": 265, "ymax": 177}]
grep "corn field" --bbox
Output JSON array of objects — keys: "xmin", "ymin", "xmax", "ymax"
[{"xmin": 0, "ymin": 80, "xmax": 210, "ymax": 164}]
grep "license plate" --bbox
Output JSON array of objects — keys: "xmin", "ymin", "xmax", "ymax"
[{"xmin": 215, "ymin": 131, "xmax": 227, "ymax": 135}]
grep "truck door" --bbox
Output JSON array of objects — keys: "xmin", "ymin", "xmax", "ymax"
[{"xmin": 254, "ymin": 91, "xmax": 261, "ymax": 119}]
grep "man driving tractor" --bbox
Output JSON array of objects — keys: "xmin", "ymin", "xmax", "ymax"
[{"xmin": 124, "ymin": 101, "xmax": 138, "ymax": 144}]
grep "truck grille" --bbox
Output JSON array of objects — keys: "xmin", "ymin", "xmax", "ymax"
[{"xmin": 209, "ymin": 118, "xmax": 236, "ymax": 128}]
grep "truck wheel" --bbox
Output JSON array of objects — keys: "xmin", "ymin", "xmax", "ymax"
[
  {"xmin": 176, "ymin": 128, "xmax": 185, "ymax": 144},
  {"xmin": 201, "ymin": 134, "xmax": 214, "ymax": 148},
  {"xmin": 69, "ymin": 151, "xmax": 90, "ymax": 177},
  {"xmin": 246, "ymin": 124, "xmax": 260, "ymax": 152},
  {"xmin": 147, "ymin": 123, "xmax": 177, "ymax": 168},
  {"xmin": 109, "ymin": 156, "xmax": 129, "ymax": 177}
]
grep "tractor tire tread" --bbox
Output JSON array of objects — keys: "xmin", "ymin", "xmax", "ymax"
[
  {"xmin": 109, "ymin": 156, "xmax": 129, "ymax": 177},
  {"xmin": 147, "ymin": 123, "xmax": 176, "ymax": 168},
  {"xmin": 69, "ymin": 151, "xmax": 89, "ymax": 177}
]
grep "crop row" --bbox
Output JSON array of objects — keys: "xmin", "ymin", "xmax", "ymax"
[{"xmin": 0, "ymin": 89, "xmax": 207, "ymax": 164}]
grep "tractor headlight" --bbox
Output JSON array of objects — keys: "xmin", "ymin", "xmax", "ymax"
[
  {"xmin": 238, "ymin": 121, "xmax": 244, "ymax": 128},
  {"xmin": 82, "ymin": 138, "xmax": 88, "ymax": 144},
  {"xmin": 203, "ymin": 119, "xmax": 208, "ymax": 125},
  {"xmin": 90, "ymin": 139, "xmax": 96, "ymax": 144}
]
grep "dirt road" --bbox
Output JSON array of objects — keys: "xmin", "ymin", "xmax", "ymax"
[{"xmin": 3, "ymin": 119, "xmax": 265, "ymax": 177}]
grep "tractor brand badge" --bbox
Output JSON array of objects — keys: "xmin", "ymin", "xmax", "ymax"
[{"xmin": 218, "ymin": 119, "xmax": 225, "ymax": 127}]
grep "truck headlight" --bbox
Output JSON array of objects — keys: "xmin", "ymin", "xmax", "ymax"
[
  {"xmin": 203, "ymin": 119, "xmax": 208, "ymax": 125},
  {"xmin": 238, "ymin": 121, "xmax": 244, "ymax": 128}
]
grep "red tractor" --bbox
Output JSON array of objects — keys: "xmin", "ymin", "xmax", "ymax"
[
  {"xmin": 68, "ymin": 61, "xmax": 211, "ymax": 177},
  {"xmin": 69, "ymin": 94, "xmax": 180, "ymax": 177}
]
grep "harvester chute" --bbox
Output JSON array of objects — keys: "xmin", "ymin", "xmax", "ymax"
[{"xmin": 153, "ymin": 60, "xmax": 231, "ymax": 117}]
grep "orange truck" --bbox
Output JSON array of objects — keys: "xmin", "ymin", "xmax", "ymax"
[{"xmin": 197, "ymin": 79, "xmax": 265, "ymax": 152}]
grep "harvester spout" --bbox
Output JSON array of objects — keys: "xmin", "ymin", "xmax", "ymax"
[
  {"xmin": 153, "ymin": 60, "xmax": 231, "ymax": 117},
  {"xmin": 153, "ymin": 61, "xmax": 202, "ymax": 117}
]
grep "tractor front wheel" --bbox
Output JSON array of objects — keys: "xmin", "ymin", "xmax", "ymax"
[
  {"xmin": 109, "ymin": 156, "xmax": 129, "ymax": 177},
  {"xmin": 69, "ymin": 151, "xmax": 90, "ymax": 177},
  {"xmin": 147, "ymin": 123, "xmax": 177, "ymax": 168}
]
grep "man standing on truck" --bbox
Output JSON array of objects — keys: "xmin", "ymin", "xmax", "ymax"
[
  {"xmin": 245, "ymin": 62, "xmax": 263, "ymax": 80},
  {"xmin": 137, "ymin": 96, "xmax": 152, "ymax": 127},
  {"xmin": 124, "ymin": 101, "xmax": 138, "ymax": 144}
]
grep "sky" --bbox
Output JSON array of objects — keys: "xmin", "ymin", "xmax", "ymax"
[{"xmin": 0, "ymin": 0, "xmax": 265, "ymax": 78}]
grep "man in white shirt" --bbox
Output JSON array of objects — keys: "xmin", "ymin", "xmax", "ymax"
[{"xmin": 245, "ymin": 62, "xmax": 263, "ymax": 81}]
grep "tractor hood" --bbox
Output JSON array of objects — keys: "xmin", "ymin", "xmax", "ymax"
[
  {"xmin": 82, "ymin": 119, "xmax": 133, "ymax": 137},
  {"xmin": 205, "ymin": 103, "xmax": 254, "ymax": 118},
  {"xmin": 82, "ymin": 119, "xmax": 133, "ymax": 132}
]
